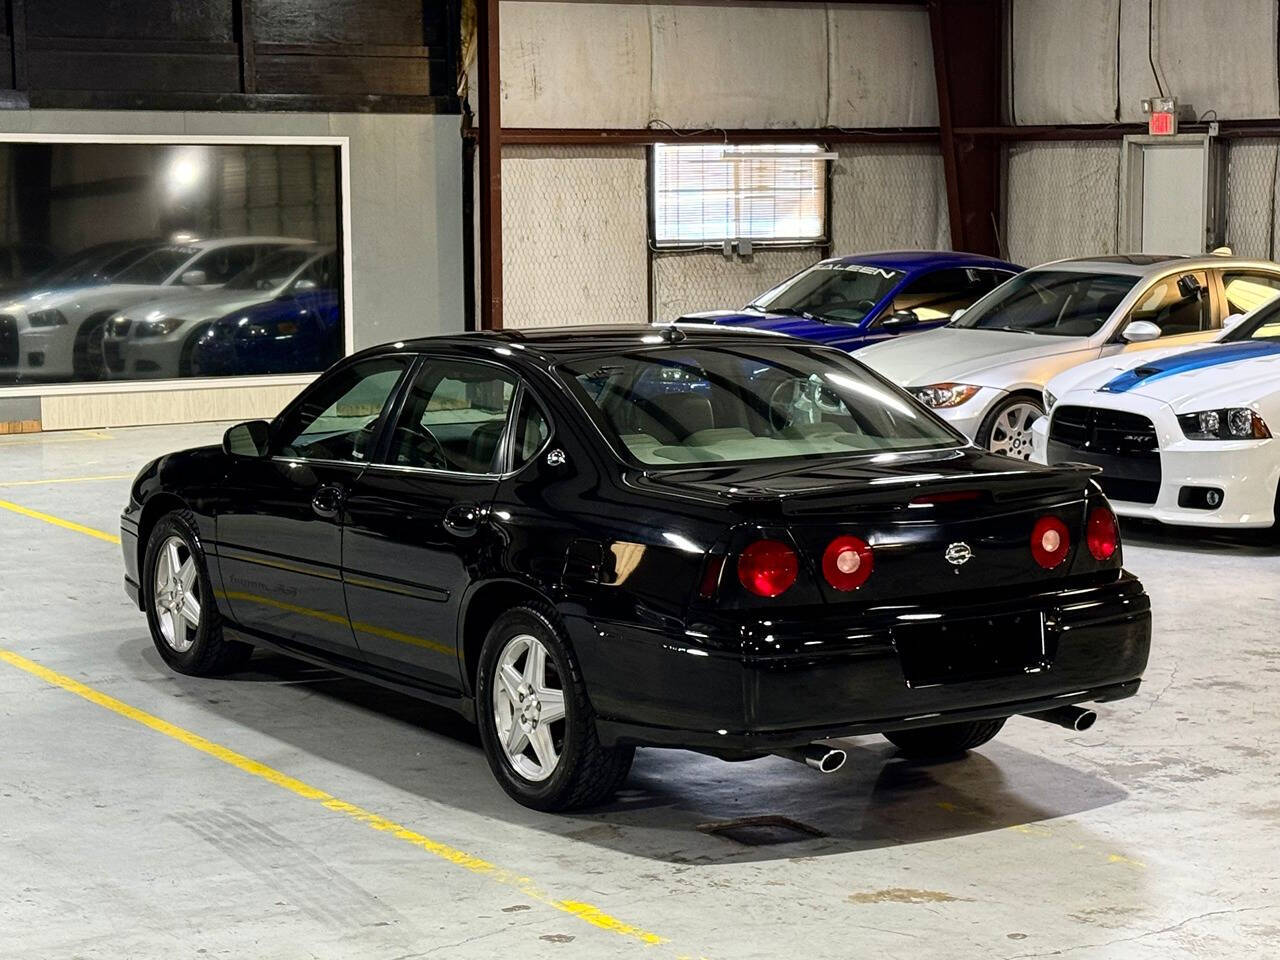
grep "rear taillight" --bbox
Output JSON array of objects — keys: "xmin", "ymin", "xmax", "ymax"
[
  {"xmin": 822, "ymin": 535, "xmax": 874, "ymax": 591},
  {"xmin": 737, "ymin": 539, "xmax": 798, "ymax": 598},
  {"xmin": 1086, "ymin": 506, "xmax": 1118, "ymax": 560},
  {"xmin": 698, "ymin": 555, "xmax": 727, "ymax": 599},
  {"xmin": 1031, "ymin": 515, "xmax": 1070, "ymax": 569}
]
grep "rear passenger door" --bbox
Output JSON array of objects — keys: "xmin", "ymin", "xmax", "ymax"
[{"xmin": 340, "ymin": 356, "xmax": 518, "ymax": 689}]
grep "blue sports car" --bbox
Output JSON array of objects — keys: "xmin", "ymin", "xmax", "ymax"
[
  {"xmin": 190, "ymin": 285, "xmax": 341, "ymax": 377},
  {"xmin": 676, "ymin": 250, "xmax": 1023, "ymax": 351}
]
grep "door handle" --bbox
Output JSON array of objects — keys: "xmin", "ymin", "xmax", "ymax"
[
  {"xmin": 443, "ymin": 502, "xmax": 488, "ymax": 538},
  {"xmin": 312, "ymin": 483, "xmax": 345, "ymax": 519}
]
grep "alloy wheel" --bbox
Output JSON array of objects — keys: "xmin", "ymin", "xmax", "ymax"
[
  {"xmin": 491, "ymin": 633, "xmax": 567, "ymax": 782},
  {"xmin": 988, "ymin": 402, "xmax": 1042, "ymax": 460},
  {"xmin": 153, "ymin": 535, "xmax": 202, "ymax": 653}
]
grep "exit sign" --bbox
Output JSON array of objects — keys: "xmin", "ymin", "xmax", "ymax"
[
  {"xmin": 1149, "ymin": 111, "xmax": 1177, "ymax": 136},
  {"xmin": 1142, "ymin": 96, "xmax": 1179, "ymax": 136}
]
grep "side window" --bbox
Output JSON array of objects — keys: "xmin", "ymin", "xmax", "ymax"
[
  {"xmin": 189, "ymin": 245, "xmax": 260, "ymax": 285},
  {"xmin": 1221, "ymin": 271, "xmax": 1280, "ymax": 316},
  {"xmin": 292, "ymin": 252, "xmax": 339, "ymax": 293},
  {"xmin": 512, "ymin": 393, "xmax": 551, "ymax": 469},
  {"xmin": 1127, "ymin": 272, "xmax": 1210, "ymax": 336},
  {"xmin": 886, "ymin": 268, "xmax": 1013, "ymax": 323},
  {"xmin": 275, "ymin": 356, "xmax": 410, "ymax": 462},
  {"xmin": 384, "ymin": 359, "xmax": 517, "ymax": 473}
]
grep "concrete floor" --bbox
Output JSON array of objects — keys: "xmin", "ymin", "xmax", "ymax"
[{"xmin": 1, "ymin": 421, "xmax": 1279, "ymax": 960}]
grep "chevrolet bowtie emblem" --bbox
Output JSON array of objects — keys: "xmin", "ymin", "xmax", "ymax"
[{"xmin": 945, "ymin": 542, "xmax": 973, "ymax": 566}]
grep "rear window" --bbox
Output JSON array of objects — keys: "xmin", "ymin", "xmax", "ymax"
[{"xmin": 561, "ymin": 343, "xmax": 960, "ymax": 467}]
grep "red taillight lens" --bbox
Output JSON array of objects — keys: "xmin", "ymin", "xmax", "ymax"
[
  {"xmin": 1086, "ymin": 506, "xmax": 1118, "ymax": 561},
  {"xmin": 1030, "ymin": 515, "xmax": 1070, "ymax": 569},
  {"xmin": 698, "ymin": 555, "xmax": 727, "ymax": 599},
  {"xmin": 737, "ymin": 539, "xmax": 798, "ymax": 598},
  {"xmin": 822, "ymin": 535, "xmax": 874, "ymax": 591}
]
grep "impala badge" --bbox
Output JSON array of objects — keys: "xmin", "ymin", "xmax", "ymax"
[{"xmin": 945, "ymin": 542, "xmax": 973, "ymax": 566}]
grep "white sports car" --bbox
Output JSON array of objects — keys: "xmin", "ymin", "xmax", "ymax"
[
  {"xmin": 1030, "ymin": 305, "xmax": 1280, "ymax": 529},
  {"xmin": 857, "ymin": 254, "xmax": 1280, "ymax": 458},
  {"xmin": 0, "ymin": 236, "xmax": 308, "ymax": 381}
]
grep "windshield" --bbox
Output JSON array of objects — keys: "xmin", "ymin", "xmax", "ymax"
[
  {"xmin": 225, "ymin": 248, "xmax": 313, "ymax": 291},
  {"xmin": 561, "ymin": 343, "xmax": 960, "ymax": 467},
  {"xmin": 952, "ymin": 270, "xmax": 1137, "ymax": 337},
  {"xmin": 749, "ymin": 263, "xmax": 905, "ymax": 325},
  {"xmin": 1224, "ymin": 297, "xmax": 1280, "ymax": 342},
  {"xmin": 113, "ymin": 246, "xmax": 199, "ymax": 285}
]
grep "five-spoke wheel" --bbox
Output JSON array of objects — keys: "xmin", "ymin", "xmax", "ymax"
[
  {"xmin": 153, "ymin": 535, "xmax": 202, "ymax": 652},
  {"xmin": 492, "ymin": 633, "xmax": 567, "ymax": 782}
]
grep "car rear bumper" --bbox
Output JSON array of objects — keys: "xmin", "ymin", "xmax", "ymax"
[{"xmin": 569, "ymin": 572, "xmax": 1151, "ymax": 753}]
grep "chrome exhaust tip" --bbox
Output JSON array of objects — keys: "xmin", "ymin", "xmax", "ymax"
[
  {"xmin": 1027, "ymin": 704, "xmax": 1097, "ymax": 732},
  {"xmin": 777, "ymin": 743, "xmax": 847, "ymax": 774}
]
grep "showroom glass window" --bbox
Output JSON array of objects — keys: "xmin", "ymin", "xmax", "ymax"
[
  {"xmin": 651, "ymin": 144, "xmax": 828, "ymax": 247},
  {"xmin": 0, "ymin": 140, "xmax": 343, "ymax": 388}
]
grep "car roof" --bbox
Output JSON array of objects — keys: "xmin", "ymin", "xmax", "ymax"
[
  {"xmin": 364, "ymin": 324, "xmax": 800, "ymax": 363},
  {"xmin": 183, "ymin": 236, "xmax": 315, "ymax": 250},
  {"xmin": 1032, "ymin": 253, "xmax": 1280, "ymax": 277},
  {"xmin": 824, "ymin": 250, "xmax": 1020, "ymax": 271}
]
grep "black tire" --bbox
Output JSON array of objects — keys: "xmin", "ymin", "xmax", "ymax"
[
  {"xmin": 976, "ymin": 393, "xmax": 1044, "ymax": 459},
  {"xmin": 883, "ymin": 718, "xmax": 1006, "ymax": 759},
  {"xmin": 72, "ymin": 315, "xmax": 111, "ymax": 381},
  {"xmin": 178, "ymin": 324, "xmax": 209, "ymax": 377},
  {"xmin": 475, "ymin": 602, "xmax": 633, "ymax": 811},
  {"xmin": 142, "ymin": 510, "xmax": 253, "ymax": 676}
]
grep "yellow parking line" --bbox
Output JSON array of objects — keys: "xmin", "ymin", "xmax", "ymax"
[
  {"xmin": 0, "ymin": 648, "xmax": 674, "ymax": 951},
  {"xmin": 0, "ymin": 474, "xmax": 132, "ymax": 488},
  {"xmin": 0, "ymin": 499, "xmax": 121, "ymax": 544}
]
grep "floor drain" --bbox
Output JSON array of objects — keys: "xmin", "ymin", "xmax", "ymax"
[{"xmin": 697, "ymin": 815, "xmax": 827, "ymax": 846}]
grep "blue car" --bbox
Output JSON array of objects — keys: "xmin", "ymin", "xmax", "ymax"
[
  {"xmin": 676, "ymin": 251, "xmax": 1023, "ymax": 351},
  {"xmin": 190, "ymin": 286, "xmax": 341, "ymax": 377}
]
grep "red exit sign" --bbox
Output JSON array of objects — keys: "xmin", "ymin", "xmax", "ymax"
[{"xmin": 1149, "ymin": 111, "xmax": 1177, "ymax": 136}]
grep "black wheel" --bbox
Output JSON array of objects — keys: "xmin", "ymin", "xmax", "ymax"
[
  {"xmin": 143, "ymin": 511, "xmax": 252, "ymax": 676},
  {"xmin": 178, "ymin": 324, "xmax": 210, "ymax": 377},
  {"xmin": 72, "ymin": 315, "xmax": 110, "ymax": 381},
  {"xmin": 476, "ymin": 602, "xmax": 633, "ymax": 811},
  {"xmin": 976, "ymin": 394, "xmax": 1044, "ymax": 459},
  {"xmin": 883, "ymin": 718, "xmax": 1006, "ymax": 759}
]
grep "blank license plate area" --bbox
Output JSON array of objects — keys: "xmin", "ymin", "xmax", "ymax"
[{"xmin": 893, "ymin": 612, "xmax": 1047, "ymax": 688}]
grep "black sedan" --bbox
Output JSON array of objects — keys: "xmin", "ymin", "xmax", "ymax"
[{"xmin": 120, "ymin": 326, "xmax": 1151, "ymax": 810}]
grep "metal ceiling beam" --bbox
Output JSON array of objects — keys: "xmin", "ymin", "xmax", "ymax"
[{"xmin": 498, "ymin": 127, "xmax": 940, "ymax": 146}]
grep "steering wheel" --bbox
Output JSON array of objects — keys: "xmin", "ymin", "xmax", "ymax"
[{"xmin": 397, "ymin": 424, "xmax": 447, "ymax": 470}]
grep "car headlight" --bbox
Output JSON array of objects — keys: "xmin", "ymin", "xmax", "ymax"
[
  {"xmin": 136, "ymin": 317, "xmax": 184, "ymax": 338},
  {"xmin": 1177, "ymin": 408, "xmax": 1272, "ymax": 440},
  {"xmin": 27, "ymin": 308, "xmax": 67, "ymax": 328},
  {"xmin": 910, "ymin": 383, "xmax": 982, "ymax": 409},
  {"xmin": 1043, "ymin": 388, "xmax": 1058, "ymax": 412}
]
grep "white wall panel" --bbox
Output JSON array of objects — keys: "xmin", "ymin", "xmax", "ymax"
[
  {"xmin": 501, "ymin": 146, "xmax": 648, "ymax": 328},
  {"xmin": 827, "ymin": 5, "xmax": 938, "ymax": 127},
  {"xmin": 1005, "ymin": 142, "xmax": 1121, "ymax": 266},
  {"xmin": 500, "ymin": 2, "xmax": 651, "ymax": 128},
  {"xmin": 1225, "ymin": 139, "xmax": 1280, "ymax": 260},
  {"xmin": 1118, "ymin": 0, "xmax": 1279, "ymax": 123},
  {"xmin": 831, "ymin": 144, "xmax": 949, "ymax": 252},
  {"xmin": 1010, "ymin": 0, "xmax": 1119, "ymax": 124},
  {"xmin": 649, "ymin": 4, "xmax": 829, "ymax": 129},
  {"xmin": 652, "ymin": 248, "xmax": 819, "ymax": 322}
]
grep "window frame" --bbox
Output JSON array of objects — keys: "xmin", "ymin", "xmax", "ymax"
[
  {"xmin": 1120, "ymin": 270, "xmax": 1214, "ymax": 338},
  {"xmin": 647, "ymin": 142, "xmax": 833, "ymax": 251},
  {"xmin": 0, "ymin": 131, "xmax": 352, "ymax": 400}
]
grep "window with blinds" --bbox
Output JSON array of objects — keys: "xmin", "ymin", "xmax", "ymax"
[{"xmin": 651, "ymin": 143, "xmax": 828, "ymax": 248}]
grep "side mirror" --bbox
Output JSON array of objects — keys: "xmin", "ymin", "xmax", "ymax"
[
  {"xmin": 1122, "ymin": 319, "xmax": 1162, "ymax": 343},
  {"xmin": 223, "ymin": 420, "xmax": 272, "ymax": 458},
  {"xmin": 1222, "ymin": 312, "xmax": 1247, "ymax": 332},
  {"xmin": 949, "ymin": 307, "xmax": 966, "ymax": 324},
  {"xmin": 292, "ymin": 278, "xmax": 318, "ymax": 292},
  {"xmin": 880, "ymin": 309, "xmax": 920, "ymax": 333},
  {"xmin": 1177, "ymin": 274, "xmax": 1202, "ymax": 299},
  {"xmin": 181, "ymin": 269, "xmax": 208, "ymax": 286}
]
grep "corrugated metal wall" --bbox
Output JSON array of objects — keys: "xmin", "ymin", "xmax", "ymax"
[{"xmin": 1004, "ymin": 142, "xmax": 1121, "ymax": 265}]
